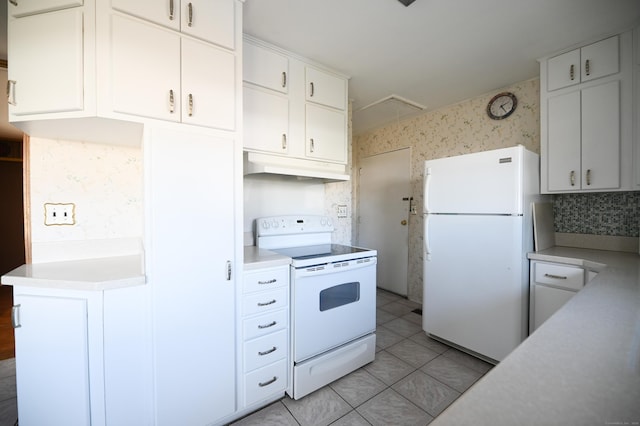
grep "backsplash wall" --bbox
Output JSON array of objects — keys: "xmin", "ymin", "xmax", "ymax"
[{"xmin": 553, "ymin": 191, "xmax": 640, "ymax": 237}]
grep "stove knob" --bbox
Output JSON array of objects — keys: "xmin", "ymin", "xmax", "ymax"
[
  {"xmin": 262, "ymin": 220, "xmax": 270, "ymax": 229},
  {"xmin": 320, "ymin": 217, "xmax": 327, "ymax": 226},
  {"xmin": 272, "ymin": 220, "xmax": 279, "ymax": 228},
  {"xmin": 326, "ymin": 218, "xmax": 333, "ymax": 227}
]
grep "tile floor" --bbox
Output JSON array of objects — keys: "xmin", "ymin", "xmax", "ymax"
[
  {"xmin": 232, "ymin": 289, "xmax": 493, "ymax": 426},
  {"xmin": 0, "ymin": 290, "xmax": 493, "ymax": 426}
]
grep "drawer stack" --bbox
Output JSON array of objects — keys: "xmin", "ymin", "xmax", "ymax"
[{"xmin": 241, "ymin": 265, "xmax": 290, "ymax": 407}]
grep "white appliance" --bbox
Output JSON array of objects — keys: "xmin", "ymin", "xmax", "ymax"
[
  {"xmin": 256, "ymin": 215, "xmax": 377, "ymax": 399},
  {"xmin": 422, "ymin": 145, "xmax": 543, "ymax": 362}
]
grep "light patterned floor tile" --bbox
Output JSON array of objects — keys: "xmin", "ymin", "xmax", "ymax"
[
  {"xmin": 330, "ymin": 368, "xmax": 386, "ymax": 407},
  {"xmin": 330, "ymin": 410, "xmax": 371, "ymax": 426},
  {"xmin": 364, "ymin": 350, "xmax": 414, "ymax": 386},
  {"xmin": 377, "ymin": 301, "xmax": 415, "ymax": 317},
  {"xmin": 408, "ymin": 333, "xmax": 450, "ymax": 354},
  {"xmin": 441, "ymin": 348, "xmax": 494, "ymax": 374},
  {"xmin": 357, "ymin": 388, "xmax": 433, "ymax": 426},
  {"xmin": 231, "ymin": 401, "xmax": 298, "ymax": 426},
  {"xmin": 392, "ymin": 371, "xmax": 460, "ymax": 417},
  {"xmin": 401, "ymin": 311, "xmax": 423, "ymax": 325},
  {"xmin": 375, "ymin": 326, "xmax": 404, "ymax": 349},
  {"xmin": 282, "ymin": 387, "xmax": 351, "ymax": 426},
  {"xmin": 381, "ymin": 318, "xmax": 423, "ymax": 337},
  {"xmin": 386, "ymin": 339, "xmax": 440, "ymax": 368},
  {"xmin": 421, "ymin": 355, "xmax": 483, "ymax": 393},
  {"xmin": 376, "ymin": 308, "xmax": 397, "ymax": 325}
]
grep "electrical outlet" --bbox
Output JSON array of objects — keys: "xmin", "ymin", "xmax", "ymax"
[
  {"xmin": 44, "ymin": 203, "xmax": 75, "ymax": 226},
  {"xmin": 337, "ymin": 205, "xmax": 348, "ymax": 218}
]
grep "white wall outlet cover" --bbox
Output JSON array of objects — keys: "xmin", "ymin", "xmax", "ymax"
[
  {"xmin": 337, "ymin": 205, "xmax": 348, "ymax": 218},
  {"xmin": 44, "ymin": 203, "xmax": 76, "ymax": 226}
]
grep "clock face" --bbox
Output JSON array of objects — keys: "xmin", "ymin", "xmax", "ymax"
[{"xmin": 487, "ymin": 92, "xmax": 517, "ymax": 120}]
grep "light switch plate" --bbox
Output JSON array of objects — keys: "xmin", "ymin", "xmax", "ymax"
[{"xmin": 44, "ymin": 203, "xmax": 75, "ymax": 226}]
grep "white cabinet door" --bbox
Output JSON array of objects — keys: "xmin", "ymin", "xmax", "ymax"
[
  {"xmin": 306, "ymin": 104, "xmax": 347, "ymax": 163},
  {"xmin": 111, "ymin": 0, "xmax": 180, "ymax": 31},
  {"xmin": 111, "ymin": 14, "xmax": 181, "ymax": 122},
  {"xmin": 243, "ymin": 86, "xmax": 289, "ymax": 154},
  {"xmin": 14, "ymin": 293, "xmax": 91, "ymax": 426},
  {"xmin": 148, "ymin": 126, "xmax": 236, "ymax": 426},
  {"xmin": 8, "ymin": 0, "xmax": 82, "ymax": 17},
  {"xmin": 244, "ymin": 41, "xmax": 289, "ymax": 93},
  {"xmin": 182, "ymin": 37, "xmax": 236, "ymax": 130},
  {"xmin": 547, "ymin": 49, "xmax": 580, "ymax": 91},
  {"xmin": 305, "ymin": 66, "xmax": 346, "ymax": 110},
  {"xmin": 581, "ymin": 35, "xmax": 619, "ymax": 83},
  {"xmin": 581, "ymin": 80, "xmax": 620, "ymax": 190},
  {"xmin": 8, "ymin": 9, "xmax": 84, "ymax": 116},
  {"xmin": 547, "ymin": 91, "xmax": 581, "ymax": 191},
  {"xmin": 181, "ymin": 0, "xmax": 235, "ymax": 49},
  {"xmin": 532, "ymin": 285, "xmax": 577, "ymax": 331}
]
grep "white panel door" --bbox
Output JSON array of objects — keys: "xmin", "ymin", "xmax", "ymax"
[
  {"xmin": 532, "ymin": 285, "xmax": 577, "ymax": 331},
  {"xmin": 305, "ymin": 104, "xmax": 346, "ymax": 163},
  {"xmin": 8, "ymin": 0, "xmax": 82, "ymax": 17},
  {"xmin": 547, "ymin": 90, "xmax": 582, "ymax": 191},
  {"xmin": 8, "ymin": 9, "xmax": 84, "ymax": 115},
  {"xmin": 181, "ymin": 0, "xmax": 235, "ymax": 49},
  {"xmin": 423, "ymin": 146, "xmax": 523, "ymax": 214},
  {"xmin": 243, "ymin": 41, "xmax": 289, "ymax": 93},
  {"xmin": 149, "ymin": 127, "xmax": 236, "ymax": 425},
  {"xmin": 181, "ymin": 37, "xmax": 236, "ymax": 130},
  {"xmin": 305, "ymin": 66, "xmax": 346, "ymax": 110},
  {"xmin": 14, "ymin": 294, "xmax": 91, "ymax": 426},
  {"xmin": 358, "ymin": 149, "xmax": 411, "ymax": 296},
  {"xmin": 243, "ymin": 85, "xmax": 289, "ymax": 153},
  {"xmin": 547, "ymin": 49, "xmax": 580, "ymax": 91},
  {"xmin": 423, "ymin": 214, "xmax": 526, "ymax": 361},
  {"xmin": 581, "ymin": 80, "xmax": 620, "ymax": 190}
]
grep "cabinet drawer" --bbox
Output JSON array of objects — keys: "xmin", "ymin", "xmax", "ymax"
[
  {"xmin": 244, "ymin": 358, "xmax": 287, "ymax": 407},
  {"xmin": 243, "ymin": 287, "xmax": 288, "ymax": 316},
  {"xmin": 244, "ymin": 268, "xmax": 289, "ymax": 293},
  {"xmin": 243, "ymin": 309, "xmax": 287, "ymax": 341},
  {"xmin": 244, "ymin": 329, "xmax": 288, "ymax": 372},
  {"xmin": 534, "ymin": 262, "xmax": 584, "ymax": 291}
]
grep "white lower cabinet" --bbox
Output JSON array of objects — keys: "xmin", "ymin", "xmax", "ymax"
[{"xmin": 240, "ymin": 265, "xmax": 290, "ymax": 409}]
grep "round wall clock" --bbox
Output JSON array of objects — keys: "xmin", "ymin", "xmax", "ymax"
[{"xmin": 486, "ymin": 92, "xmax": 517, "ymax": 120}]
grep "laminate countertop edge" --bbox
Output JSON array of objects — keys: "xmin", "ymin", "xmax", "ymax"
[
  {"xmin": 0, "ymin": 254, "xmax": 146, "ymax": 291},
  {"xmin": 244, "ymin": 246, "xmax": 291, "ymax": 271},
  {"xmin": 431, "ymin": 246, "xmax": 640, "ymax": 425}
]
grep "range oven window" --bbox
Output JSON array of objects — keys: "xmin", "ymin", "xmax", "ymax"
[{"xmin": 319, "ymin": 282, "xmax": 360, "ymax": 311}]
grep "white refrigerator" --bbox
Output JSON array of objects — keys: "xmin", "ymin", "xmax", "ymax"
[{"xmin": 422, "ymin": 145, "xmax": 543, "ymax": 362}]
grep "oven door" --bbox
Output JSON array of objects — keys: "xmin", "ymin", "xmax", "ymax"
[{"xmin": 292, "ymin": 257, "xmax": 377, "ymax": 362}]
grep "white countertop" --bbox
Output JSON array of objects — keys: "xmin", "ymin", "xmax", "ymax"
[
  {"xmin": 243, "ymin": 246, "xmax": 291, "ymax": 271},
  {"xmin": 432, "ymin": 246, "xmax": 640, "ymax": 425},
  {"xmin": 1, "ymin": 255, "xmax": 146, "ymax": 291}
]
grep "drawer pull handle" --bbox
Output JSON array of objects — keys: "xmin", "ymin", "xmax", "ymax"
[
  {"xmin": 258, "ymin": 376, "xmax": 278, "ymax": 387},
  {"xmin": 569, "ymin": 170, "xmax": 575, "ymax": 186},
  {"xmin": 258, "ymin": 279, "xmax": 277, "ymax": 285},
  {"xmin": 309, "ymin": 81, "xmax": 315, "ymax": 97},
  {"xmin": 544, "ymin": 273, "xmax": 567, "ymax": 280},
  {"xmin": 11, "ymin": 305, "xmax": 21, "ymax": 328},
  {"xmin": 258, "ymin": 321, "xmax": 277, "ymax": 329},
  {"xmin": 258, "ymin": 346, "xmax": 277, "ymax": 356},
  {"xmin": 257, "ymin": 299, "xmax": 276, "ymax": 307}
]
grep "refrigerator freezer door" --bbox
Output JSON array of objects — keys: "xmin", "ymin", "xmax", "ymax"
[
  {"xmin": 423, "ymin": 214, "xmax": 528, "ymax": 361},
  {"xmin": 424, "ymin": 146, "xmax": 524, "ymax": 215}
]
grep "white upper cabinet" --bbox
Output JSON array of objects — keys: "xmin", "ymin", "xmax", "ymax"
[
  {"xmin": 111, "ymin": 0, "xmax": 235, "ymax": 49},
  {"xmin": 8, "ymin": 0, "xmax": 83, "ymax": 17},
  {"xmin": 547, "ymin": 35, "xmax": 619, "ymax": 91},
  {"xmin": 305, "ymin": 67, "xmax": 347, "ymax": 111},
  {"xmin": 244, "ymin": 42, "xmax": 289, "ymax": 93},
  {"xmin": 306, "ymin": 104, "xmax": 347, "ymax": 163},
  {"xmin": 243, "ymin": 86, "xmax": 289, "ymax": 154},
  {"xmin": 8, "ymin": 8, "xmax": 84, "ymax": 115}
]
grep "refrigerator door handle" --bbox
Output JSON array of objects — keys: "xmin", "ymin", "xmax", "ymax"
[
  {"xmin": 424, "ymin": 214, "xmax": 432, "ymax": 261},
  {"xmin": 424, "ymin": 166, "xmax": 432, "ymax": 213}
]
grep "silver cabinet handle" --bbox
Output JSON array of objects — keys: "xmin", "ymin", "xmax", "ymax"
[
  {"xmin": 258, "ymin": 279, "xmax": 277, "ymax": 285},
  {"xmin": 169, "ymin": 0, "xmax": 174, "ymax": 20},
  {"xmin": 281, "ymin": 72, "xmax": 287, "ymax": 88},
  {"xmin": 257, "ymin": 299, "xmax": 276, "ymax": 307},
  {"xmin": 309, "ymin": 82, "xmax": 315, "ymax": 97},
  {"xmin": 585, "ymin": 59, "xmax": 591, "ymax": 76},
  {"xmin": 282, "ymin": 134, "xmax": 287, "ymax": 150},
  {"xmin": 586, "ymin": 169, "xmax": 591, "ymax": 186},
  {"xmin": 7, "ymin": 80, "xmax": 16, "ymax": 106},
  {"xmin": 11, "ymin": 305, "xmax": 21, "ymax": 328},
  {"xmin": 188, "ymin": 93, "xmax": 193, "ymax": 117},
  {"xmin": 226, "ymin": 261, "xmax": 232, "ymax": 281},
  {"xmin": 258, "ymin": 346, "xmax": 277, "ymax": 356},
  {"xmin": 569, "ymin": 64, "xmax": 575, "ymax": 81},
  {"xmin": 570, "ymin": 170, "xmax": 575, "ymax": 186},
  {"xmin": 258, "ymin": 376, "xmax": 277, "ymax": 387},
  {"xmin": 9, "ymin": 0, "xmax": 17, "ymax": 6},
  {"xmin": 310, "ymin": 138, "xmax": 315, "ymax": 153},
  {"xmin": 544, "ymin": 273, "xmax": 567, "ymax": 280},
  {"xmin": 187, "ymin": 2, "xmax": 193, "ymax": 27},
  {"xmin": 169, "ymin": 89, "xmax": 175, "ymax": 113},
  {"xmin": 258, "ymin": 321, "xmax": 277, "ymax": 329}
]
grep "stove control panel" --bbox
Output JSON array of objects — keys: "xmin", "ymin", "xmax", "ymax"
[{"xmin": 256, "ymin": 215, "xmax": 334, "ymax": 236}]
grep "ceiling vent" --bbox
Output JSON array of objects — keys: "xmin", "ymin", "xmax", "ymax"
[{"xmin": 354, "ymin": 94, "xmax": 426, "ymax": 132}]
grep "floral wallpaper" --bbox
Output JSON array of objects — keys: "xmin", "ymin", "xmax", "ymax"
[{"xmin": 353, "ymin": 78, "xmax": 541, "ymax": 303}]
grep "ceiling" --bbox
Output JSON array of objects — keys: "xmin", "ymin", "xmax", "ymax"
[{"xmin": 244, "ymin": 0, "xmax": 640, "ymax": 135}]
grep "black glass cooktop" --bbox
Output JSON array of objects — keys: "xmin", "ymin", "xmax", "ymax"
[{"xmin": 271, "ymin": 244, "xmax": 371, "ymax": 260}]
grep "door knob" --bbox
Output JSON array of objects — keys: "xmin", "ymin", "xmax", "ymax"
[{"xmin": 401, "ymin": 220, "xmax": 407, "ymax": 226}]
